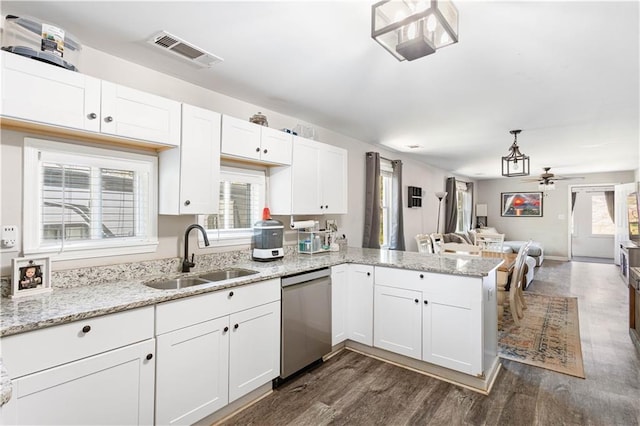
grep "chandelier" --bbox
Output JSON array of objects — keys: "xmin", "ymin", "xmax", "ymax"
[
  {"xmin": 501, "ymin": 129, "xmax": 530, "ymax": 177},
  {"xmin": 371, "ymin": 0, "xmax": 459, "ymax": 62}
]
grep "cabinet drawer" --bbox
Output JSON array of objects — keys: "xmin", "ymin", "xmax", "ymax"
[
  {"xmin": 156, "ymin": 279, "xmax": 281, "ymax": 335},
  {"xmin": 375, "ymin": 267, "xmax": 480, "ymax": 298},
  {"xmin": 1, "ymin": 306, "xmax": 154, "ymax": 379}
]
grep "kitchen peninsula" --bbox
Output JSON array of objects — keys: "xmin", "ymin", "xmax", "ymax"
[{"xmin": 0, "ymin": 248, "xmax": 502, "ymax": 424}]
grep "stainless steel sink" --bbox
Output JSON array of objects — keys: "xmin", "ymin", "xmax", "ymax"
[
  {"xmin": 144, "ymin": 277, "xmax": 211, "ymax": 290},
  {"xmin": 199, "ymin": 268, "xmax": 259, "ymax": 282}
]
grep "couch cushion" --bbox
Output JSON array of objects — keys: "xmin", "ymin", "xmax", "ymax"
[{"xmin": 503, "ymin": 241, "xmax": 543, "ymax": 257}]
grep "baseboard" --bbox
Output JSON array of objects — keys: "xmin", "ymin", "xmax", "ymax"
[{"xmin": 545, "ymin": 255, "xmax": 569, "ymax": 261}]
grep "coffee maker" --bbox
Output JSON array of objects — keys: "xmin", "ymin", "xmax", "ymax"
[{"xmin": 252, "ymin": 219, "xmax": 284, "ymax": 261}]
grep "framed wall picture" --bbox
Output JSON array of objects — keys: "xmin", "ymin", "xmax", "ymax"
[
  {"xmin": 501, "ymin": 192, "xmax": 543, "ymax": 217},
  {"xmin": 11, "ymin": 256, "xmax": 52, "ymax": 298}
]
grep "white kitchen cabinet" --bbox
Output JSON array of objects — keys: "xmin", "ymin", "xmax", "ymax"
[
  {"xmin": 347, "ymin": 264, "xmax": 374, "ymax": 346},
  {"xmin": 155, "ymin": 317, "xmax": 229, "ymax": 425},
  {"xmin": 373, "ymin": 285, "xmax": 422, "ymax": 360},
  {"xmin": 1, "ymin": 50, "xmax": 181, "ymax": 148},
  {"xmin": 374, "ymin": 267, "xmax": 484, "ymax": 376},
  {"xmin": 269, "ymin": 136, "xmax": 348, "ymax": 215},
  {"xmin": 155, "ymin": 279, "xmax": 281, "ymax": 424},
  {"xmin": 0, "ymin": 307, "xmax": 155, "ymax": 425},
  {"xmin": 331, "ymin": 264, "xmax": 348, "ymax": 345},
  {"xmin": 221, "ymin": 115, "xmax": 292, "ymax": 165},
  {"xmin": 228, "ymin": 301, "xmax": 280, "ymax": 402},
  {"xmin": 159, "ymin": 104, "xmax": 221, "ymax": 214}
]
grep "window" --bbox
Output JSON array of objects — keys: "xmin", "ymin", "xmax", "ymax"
[
  {"xmin": 23, "ymin": 138, "xmax": 158, "ymax": 260},
  {"xmin": 200, "ymin": 166, "xmax": 265, "ymax": 246},
  {"xmin": 379, "ymin": 159, "xmax": 393, "ymax": 247},
  {"xmin": 455, "ymin": 181, "xmax": 472, "ymax": 232},
  {"xmin": 591, "ymin": 194, "xmax": 615, "ymax": 235}
]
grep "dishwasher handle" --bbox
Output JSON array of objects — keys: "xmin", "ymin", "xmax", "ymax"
[{"xmin": 282, "ymin": 268, "xmax": 330, "ymax": 287}]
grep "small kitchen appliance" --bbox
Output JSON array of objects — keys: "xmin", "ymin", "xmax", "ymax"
[{"xmin": 252, "ymin": 219, "xmax": 284, "ymax": 261}]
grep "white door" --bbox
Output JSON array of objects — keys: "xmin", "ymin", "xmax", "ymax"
[
  {"xmin": 374, "ymin": 285, "xmax": 422, "ymax": 360},
  {"xmin": 100, "ymin": 81, "xmax": 181, "ymax": 146},
  {"xmin": 614, "ymin": 183, "xmax": 636, "ymax": 265},
  {"xmin": 291, "ymin": 137, "xmax": 321, "ymax": 214},
  {"xmin": 220, "ymin": 115, "xmax": 261, "ymax": 161},
  {"xmin": 331, "ymin": 264, "xmax": 348, "ymax": 345},
  {"xmin": 178, "ymin": 104, "xmax": 221, "ymax": 214},
  {"xmin": 260, "ymin": 127, "xmax": 292, "ymax": 165},
  {"xmin": 571, "ymin": 186, "xmax": 616, "ymax": 259},
  {"xmin": 347, "ymin": 264, "xmax": 374, "ymax": 346},
  {"xmin": 320, "ymin": 145, "xmax": 348, "ymax": 214},
  {"xmin": 3, "ymin": 340, "xmax": 155, "ymax": 425},
  {"xmin": 228, "ymin": 301, "xmax": 281, "ymax": 403},
  {"xmin": 1, "ymin": 51, "xmax": 101, "ymax": 132},
  {"xmin": 422, "ymin": 292, "xmax": 482, "ymax": 376},
  {"xmin": 155, "ymin": 317, "xmax": 229, "ymax": 425}
]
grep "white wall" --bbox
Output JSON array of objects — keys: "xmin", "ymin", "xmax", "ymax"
[
  {"xmin": 0, "ymin": 46, "xmax": 461, "ymax": 274},
  {"xmin": 476, "ymin": 171, "xmax": 635, "ymax": 259}
]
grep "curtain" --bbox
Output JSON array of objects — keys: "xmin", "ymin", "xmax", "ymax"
[
  {"xmin": 444, "ymin": 177, "xmax": 457, "ymax": 233},
  {"xmin": 466, "ymin": 182, "xmax": 474, "ymax": 231},
  {"xmin": 389, "ymin": 160, "xmax": 405, "ymax": 250},
  {"xmin": 605, "ymin": 190, "xmax": 615, "ymax": 222},
  {"xmin": 571, "ymin": 191, "xmax": 577, "ymax": 212},
  {"xmin": 363, "ymin": 152, "xmax": 381, "ymax": 248}
]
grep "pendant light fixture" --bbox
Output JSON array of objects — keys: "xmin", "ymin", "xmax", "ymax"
[
  {"xmin": 501, "ymin": 129, "xmax": 530, "ymax": 177},
  {"xmin": 371, "ymin": 0, "xmax": 459, "ymax": 62}
]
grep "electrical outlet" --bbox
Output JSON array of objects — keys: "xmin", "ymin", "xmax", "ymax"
[{"xmin": 2, "ymin": 225, "xmax": 18, "ymax": 248}]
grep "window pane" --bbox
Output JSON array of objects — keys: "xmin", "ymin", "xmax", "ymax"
[
  {"xmin": 591, "ymin": 194, "xmax": 615, "ymax": 234},
  {"xmin": 101, "ymin": 168, "xmax": 135, "ymax": 238}
]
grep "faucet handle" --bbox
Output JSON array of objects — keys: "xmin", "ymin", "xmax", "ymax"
[{"xmin": 190, "ymin": 253, "xmax": 195, "ymax": 264}]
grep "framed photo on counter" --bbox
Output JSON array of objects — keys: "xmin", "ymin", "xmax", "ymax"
[{"xmin": 11, "ymin": 256, "xmax": 52, "ymax": 298}]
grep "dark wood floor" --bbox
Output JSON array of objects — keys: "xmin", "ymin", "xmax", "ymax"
[{"xmin": 222, "ymin": 261, "xmax": 640, "ymax": 426}]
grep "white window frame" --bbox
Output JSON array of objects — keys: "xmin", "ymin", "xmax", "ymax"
[
  {"xmin": 199, "ymin": 166, "xmax": 266, "ymax": 247},
  {"xmin": 380, "ymin": 159, "xmax": 393, "ymax": 248},
  {"xmin": 23, "ymin": 138, "xmax": 158, "ymax": 261}
]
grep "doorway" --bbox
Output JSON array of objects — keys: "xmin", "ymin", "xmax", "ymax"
[{"xmin": 570, "ymin": 186, "xmax": 615, "ymax": 261}]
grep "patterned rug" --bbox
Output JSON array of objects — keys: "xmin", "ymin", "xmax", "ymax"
[{"xmin": 498, "ymin": 292, "xmax": 585, "ymax": 378}]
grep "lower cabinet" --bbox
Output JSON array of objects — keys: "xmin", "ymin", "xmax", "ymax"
[
  {"xmin": 346, "ymin": 264, "xmax": 374, "ymax": 346},
  {"xmin": 374, "ymin": 267, "xmax": 484, "ymax": 376},
  {"xmin": 154, "ymin": 279, "xmax": 281, "ymax": 425},
  {"xmin": 330, "ymin": 264, "xmax": 348, "ymax": 345}
]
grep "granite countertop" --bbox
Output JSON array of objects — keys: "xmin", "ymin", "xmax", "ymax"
[{"xmin": 0, "ymin": 247, "xmax": 501, "ymax": 408}]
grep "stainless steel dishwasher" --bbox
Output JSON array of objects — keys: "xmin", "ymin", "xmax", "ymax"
[{"xmin": 279, "ymin": 268, "xmax": 332, "ymax": 381}]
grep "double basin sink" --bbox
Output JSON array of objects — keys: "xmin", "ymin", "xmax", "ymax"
[{"xmin": 144, "ymin": 268, "xmax": 259, "ymax": 290}]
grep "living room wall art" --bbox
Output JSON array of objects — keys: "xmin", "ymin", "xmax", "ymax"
[{"xmin": 501, "ymin": 192, "xmax": 543, "ymax": 217}]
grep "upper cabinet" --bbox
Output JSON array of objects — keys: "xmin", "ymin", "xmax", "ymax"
[
  {"xmin": 220, "ymin": 115, "xmax": 292, "ymax": 165},
  {"xmin": 159, "ymin": 104, "xmax": 221, "ymax": 215},
  {"xmin": 270, "ymin": 136, "xmax": 348, "ymax": 215},
  {"xmin": 1, "ymin": 51, "xmax": 181, "ymax": 148}
]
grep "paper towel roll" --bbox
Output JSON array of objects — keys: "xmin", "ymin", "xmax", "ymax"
[{"xmin": 290, "ymin": 220, "xmax": 316, "ymax": 229}]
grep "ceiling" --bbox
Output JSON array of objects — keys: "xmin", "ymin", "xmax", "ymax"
[{"xmin": 1, "ymin": 1, "xmax": 638, "ymax": 180}]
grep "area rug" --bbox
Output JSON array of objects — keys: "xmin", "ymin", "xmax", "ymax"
[{"xmin": 498, "ymin": 292, "xmax": 585, "ymax": 378}]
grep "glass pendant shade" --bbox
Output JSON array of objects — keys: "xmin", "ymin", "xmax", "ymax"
[{"xmin": 372, "ymin": 0, "xmax": 459, "ymax": 61}]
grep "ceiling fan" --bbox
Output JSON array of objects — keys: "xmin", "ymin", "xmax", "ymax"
[{"xmin": 522, "ymin": 167, "xmax": 584, "ymax": 187}]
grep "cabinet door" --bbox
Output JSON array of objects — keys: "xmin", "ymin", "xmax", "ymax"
[
  {"xmin": 228, "ymin": 301, "xmax": 280, "ymax": 403},
  {"xmin": 260, "ymin": 126, "xmax": 293, "ymax": 165},
  {"xmin": 331, "ymin": 264, "xmax": 348, "ymax": 345},
  {"xmin": 220, "ymin": 115, "xmax": 261, "ymax": 161},
  {"xmin": 179, "ymin": 104, "xmax": 220, "ymax": 214},
  {"xmin": 374, "ymin": 285, "xmax": 423, "ymax": 360},
  {"xmin": 100, "ymin": 81, "xmax": 181, "ymax": 146},
  {"xmin": 422, "ymin": 291, "xmax": 483, "ymax": 376},
  {"xmin": 1, "ymin": 51, "xmax": 101, "ymax": 132},
  {"xmin": 290, "ymin": 137, "xmax": 321, "ymax": 214},
  {"xmin": 320, "ymin": 144, "xmax": 348, "ymax": 214},
  {"xmin": 347, "ymin": 264, "xmax": 374, "ymax": 346},
  {"xmin": 155, "ymin": 316, "xmax": 229, "ymax": 425},
  {"xmin": 2, "ymin": 339, "xmax": 155, "ymax": 426}
]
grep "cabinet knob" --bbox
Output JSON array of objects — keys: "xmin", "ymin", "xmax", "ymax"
[
  {"xmin": 223, "ymin": 326, "xmax": 229, "ymax": 333},
  {"xmin": 320, "ymin": 205, "xmax": 324, "ymax": 209},
  {"xmin": 325, "ymin": 205, "xmax": 328, "ymax": 209},
  {"xmin": 184, "ymin": 200, "xmax": 191, "ymax": 206},
  {"xmin": 87, "ymin": 112, "xmax": 97, "ymax": 119},
  {"xmin": 229, "ymin": 291, "xmax": 234, "ymax": 297},
  {"xmin": 414, "ymin": 299, "xmax": 419, "ymax": 303},
  {"xmin": 234, "ymin": 324, "xmax": 239, "ymax": 330},
  {"xmin": 146, "ymin": 353, "xmax": 153, "ymax": 360},
  {"xmin": 263, "ymin": 149, "xmax": 268, "ymax": 154},
  {"xmin": 256, "ymin": 147, "xmax": 261, "ymax": 152},
  {"xmin": 104, "ymin": 116, "xmax": 114, "ymax": 123},
  {"xmin": 419, "ymin": 274, "xmax": 424, "ymax": 279},
  {"xmin": 81, "ymin": 325, "xmax": 91, "ymax": 333},
  {"xmin": 424, "ymin": 300, "xmax": 428, "ymax": 305},
  {"xmin": 367, "ymin": 272, "xmax": 371, "ymax": 276}
]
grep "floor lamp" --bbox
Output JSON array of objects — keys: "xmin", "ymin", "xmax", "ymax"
[{"xmin": 435, "ymin": 191, "xmax": 447, "ymax": 234}]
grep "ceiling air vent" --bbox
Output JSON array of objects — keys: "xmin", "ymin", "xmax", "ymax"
[{"xmin": 148, "ymin": 31, "xmax": 223, "ymax": 68}]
